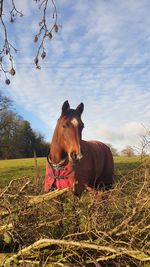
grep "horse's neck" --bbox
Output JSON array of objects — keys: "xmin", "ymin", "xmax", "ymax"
[{"xmin": 50, "ymin": 126, "xmax": 63, "ymax": 164}]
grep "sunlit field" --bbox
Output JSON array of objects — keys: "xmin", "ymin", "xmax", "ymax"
[
  {"xmin": 0, "ymin": 157, "xmax": 46, "ymax": 187},
  {"xmin": 0, "ymin": 156, "xmax": 142, "ymax": 187}
]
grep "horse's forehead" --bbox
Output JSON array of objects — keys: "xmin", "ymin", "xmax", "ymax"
[{"xmin": 71, "ymin": 118, "xmax": 79, "ymax": 127}]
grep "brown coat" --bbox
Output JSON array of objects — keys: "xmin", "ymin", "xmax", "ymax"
[{"xmin": 73, "ymin": 140, "xmax": 114, "ymax": 195}]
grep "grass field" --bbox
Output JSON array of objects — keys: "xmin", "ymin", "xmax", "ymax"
[{"xmin": 0, "ymin": 156, "xmax": 142, "ymax": 187}]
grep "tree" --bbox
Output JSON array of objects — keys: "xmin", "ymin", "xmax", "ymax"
[
  {"xmin": 0, "ymin": 91, "xmax": 12, "ymax": 110},
  {"xmin": 0, "ymin": 114, "xmax": 22, "ymax": 158},
  {"xmin": 121, "ymin": 146, "xmax": 135, "ymax": 157},
  {"xmin": 139, "ymin": 126, "xmax": 150, "ymax": 156},
  {"xmin": 0, "ymin": 0, "xmax": 59, "ymax": 84},
  {"xmin": 33, "ymin": 131, "xmax": 49, "ymax": 157},
  {"xmin": 13, "ymin": 120, "xmax": 36, "ymax": 158},
  {"xmin": 0, "ymin": 90, "xmax": 49, "ymax": 159},
  {"xmin": 106, "ymin": 143, "xmax": 119, "ymax": 156},
  {"xmin": 0, "ymin": 91, "xmax": 15, "ymax": 157}
]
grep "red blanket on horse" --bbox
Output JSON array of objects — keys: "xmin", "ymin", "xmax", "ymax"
[
  {"xmin": 44, "ymin": 161, "xmax": 74, "ymax": 192},
  {"xmin": 44, "ymin": 140, "xmax": 114, "ymax": 195}
]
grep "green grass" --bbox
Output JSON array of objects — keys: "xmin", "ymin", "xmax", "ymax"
[
  {"xmin": 0, "ymin": 156, "xmax": 142, "ymax": 187},
  {"xmin": 114, "ymin": 156, "xmax": 142, "ymax": 179},
  {"xmin": 0, "ymin": 157, "xmax": 46, "ymax": 187}
]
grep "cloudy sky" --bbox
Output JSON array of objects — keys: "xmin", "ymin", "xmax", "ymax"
[{"xmin": 1, "ymin": 0, "xmax": 150, "ymax": 152}]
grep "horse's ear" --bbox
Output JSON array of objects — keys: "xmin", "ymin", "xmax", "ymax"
[
  {"xmin": 76, "ymin": 103, "xmax": 84, "ymax": 116},
  {"xmin": 62, "ymin": 100, "xmax": 70, "ymax": 115}
]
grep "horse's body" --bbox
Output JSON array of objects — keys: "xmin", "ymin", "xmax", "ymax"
[
  {"xmin": 45, "ymin": 101, "xmax": 114, "ymax": 196},
  {"xmin": 73, "ymin": 140, "xmax": 114, "ymax": 195}
]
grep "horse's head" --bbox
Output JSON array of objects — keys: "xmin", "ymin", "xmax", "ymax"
[{"xmin": 56, "ymin": 100, "xmax": 84, "ymax": 163}]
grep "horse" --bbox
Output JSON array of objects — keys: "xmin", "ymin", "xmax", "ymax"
[{"xmin": 44, "ymin": 100, "xmax": 114, "ymax": 196}]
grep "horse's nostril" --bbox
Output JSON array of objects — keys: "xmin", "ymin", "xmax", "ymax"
[
  {"xmin": 77, "ymin": 152, "xmax": 83, "ymax": 161},
  {"xmin": 70, "ymin": 152, "xmax": 77, "ymax": 161},
  {"xmin": 70, "ymin": 151, "xmax": 82, "ymax": 163}
]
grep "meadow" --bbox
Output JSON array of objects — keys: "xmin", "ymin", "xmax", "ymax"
[{"xmin": 0, "ymin": 156, "xmax": 142, "ymax": 187}]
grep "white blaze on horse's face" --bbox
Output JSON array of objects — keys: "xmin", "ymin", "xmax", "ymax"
[{"xmin": 71, "ymin": 118, "xmax": 78, "ymax": 127}]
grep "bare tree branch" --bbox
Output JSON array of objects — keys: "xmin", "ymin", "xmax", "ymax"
[
  {"xmin": 0, "ymin": 0, "xmax": 59, "ymax": 84},
  {"xmin": 34, "ymin": 0, "xmax": 59, "ymax": 69},
  {"xmin": 0, "ymin": 0, "xmax": 22, "ymax": 84}
]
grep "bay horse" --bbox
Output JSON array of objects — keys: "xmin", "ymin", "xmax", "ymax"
[{"xmin": 45, "ymin": 101, "xmax": 114, "ymax": 196}]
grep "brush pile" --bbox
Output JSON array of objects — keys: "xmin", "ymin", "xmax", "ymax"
[{"xmin": 0, "ymin": 160, "xmax": 150, "ymax": 266}]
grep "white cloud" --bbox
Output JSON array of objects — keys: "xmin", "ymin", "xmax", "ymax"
[
  {"xmin": 83, "ymin": 121, "xmax": 147, "ymax": 152},
  {"xmin": 1, "ymin": 0, "xmax": 150, "ymax": 151},
  {"xmin": 13, "ymin": 0, "xmax": 35, "ymax": 15}
]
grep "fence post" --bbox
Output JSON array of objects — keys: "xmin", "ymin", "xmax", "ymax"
[{"xmin": 34, "ymin": 150, "xmax": 40, "ymax": 190}]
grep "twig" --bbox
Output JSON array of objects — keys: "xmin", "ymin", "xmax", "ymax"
[
  {"xmin": 33, "ymin": 150, "xmax": 40, "ymax": 189},
  {"xmin": 0, "ymin": 177, "xmax": 30, "ymax": 198},
  {"xmin": 34, "ymin": 0, "xmax": 59, "ymax": 68},
  {"xmin": 0, "ymin": 188, "xmax": 69, "ymax": 218},
  {"xmin": 0, "ymin": 223, "xmax": 13, "ymax": 233},
  {"xmin": 108, "ymin": 207, "xmax": 137, "ymax": 236},
  {"xmin": 4, "ymin": 238, "xmax": 150, "ymax": 266},
  {"xmin": 28, "ymin": 188, "xmax": 69, "ymax": 205}
]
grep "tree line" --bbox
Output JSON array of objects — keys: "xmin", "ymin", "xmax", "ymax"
[
  {"xmin": 107, "ymin": 144, "xmax": 136, "ymax": 157},
  {"xmin": 0, "ymin": 91, "xmax": 49, "ymax": 159}
]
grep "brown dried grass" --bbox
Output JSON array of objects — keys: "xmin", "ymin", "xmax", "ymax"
[{"xmin": 0, "ymin": 160, "xmax": 150, "ymax": 266}]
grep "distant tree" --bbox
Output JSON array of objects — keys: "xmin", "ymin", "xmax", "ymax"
[
  {"xmin": 0, "ymin": 91, "xmax": 17, "ymax": 157},
  {"xmin": 139, "ymin": 126, "xmax": 150, "ymax": 156},
  {"xmin": 0, "ymin": 112, "xmax": 22, "ymax": 158},
  {"xmin": 0, "ymin": 90, "xmax": 49, "ymax": 159},
  {"xmin": 33, "ymin": 131, "xmax": 49, "ymax": 157},
  {"xmin": 16, "ymin": 121, "xmax": 49, "ymax": 158},
  {"xmin": 0, "ymin": 91, "xmax": 13, "ymax": 134},
  {"xmin": 121, "ymin": 146, "xmax": 135, "ymax": 157},
  {"xmin": 0, "ymin": 91, "xmax": 12, "ymax": 110},
  {"xmin": 106, "ymin": 143, "xmax": 119, "ymax": 156},
  {"xmin": 18, "ymin": 120, "xmax": 36, "ymax": 158}
]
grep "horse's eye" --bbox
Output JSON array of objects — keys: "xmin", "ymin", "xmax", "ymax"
[{"xmin": 62, "ymin": 124, "xmax": 68, "ymax": 128}]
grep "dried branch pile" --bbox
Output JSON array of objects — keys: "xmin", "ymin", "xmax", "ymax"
[{"xmin": 0, "ymin": 161, "xmax": 150, "ymax": 266}]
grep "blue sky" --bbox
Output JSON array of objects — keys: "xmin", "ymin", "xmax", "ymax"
[{"xmin": 1, "ymin": 0, "xmax": 150, "ymax": 152}]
